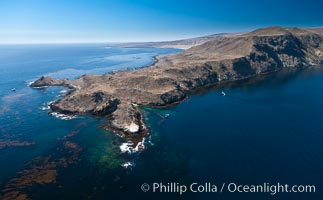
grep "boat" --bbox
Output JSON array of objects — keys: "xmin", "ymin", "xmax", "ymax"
[
  {"xmin": 221, "ymin": 91, "xmax": 226, "ymax": 96},
  {"xmin": 155, "ymin": 112, "xmax": 170, "ymax": 119},
  {"xmin": 11, "ymin": 88, "xmax": 16, "ymax": 92}
]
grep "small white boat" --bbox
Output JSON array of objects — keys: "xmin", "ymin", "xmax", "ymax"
[
  {"xmin": 11, "ymin": 88, "xmax": 16, "ymax": 92},
  {"xmin": 221, "ymin": 91, "xmax": 226, "ymax": 96},
  {"xmin": 155, "ymin": 113, "xmax": 170, "ymax": 119}
]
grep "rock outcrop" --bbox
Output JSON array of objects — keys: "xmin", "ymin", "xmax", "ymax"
[
  {"xmin": 30, "ymin": 76, "xmax": 71, "ymax": 88},
  {"xmin": 30, "ymin": 26, "xmax": 323, "ymax": 145}
]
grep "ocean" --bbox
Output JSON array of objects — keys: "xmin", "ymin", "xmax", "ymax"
[{"xmin": 0, "ymin": 44, "xmax": 322, "ymax": 200}]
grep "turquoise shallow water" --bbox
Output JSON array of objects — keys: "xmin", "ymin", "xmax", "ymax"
[{"xmin": 1, "ymin": 44, "xmax": 323, "ymax": 200}]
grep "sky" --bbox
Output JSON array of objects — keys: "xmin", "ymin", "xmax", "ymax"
[{"xmin": 0, "ymin": 0, "xmax": 322, "ymax": 44}]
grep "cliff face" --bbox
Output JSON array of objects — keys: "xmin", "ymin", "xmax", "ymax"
[
  {"xmin": 162, "ymin": 27, "xmax": 322, "ymax": 86},
  {"xmin": 30, "ymin": 26, "xmax": 323, "ymax": 145}
]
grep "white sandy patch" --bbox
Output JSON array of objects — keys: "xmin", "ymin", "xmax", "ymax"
[{"xmin": 125, "ymin": 122, "xmax": 139, "ymax": 133}]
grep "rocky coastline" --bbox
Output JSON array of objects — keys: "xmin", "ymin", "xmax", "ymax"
[{"xmin": 30, "ymin": 26, "xmax": 323, "ymax": 146}]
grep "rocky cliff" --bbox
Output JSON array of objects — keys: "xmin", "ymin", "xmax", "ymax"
[{"xmin": 30, "ymin": 26, "xmax": 323, "ymax": 145}]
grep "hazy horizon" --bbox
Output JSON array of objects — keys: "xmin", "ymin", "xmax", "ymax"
[{"xmin": 1, "ymin": 0, "xmax": 322, "ymax": 44}]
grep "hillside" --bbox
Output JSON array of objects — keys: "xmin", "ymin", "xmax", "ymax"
[
  {"xmin": 31, "ymin": 26, "xmax": 323, "ymax": 147},
  {"xmin": 113, "ymin": 33, "xmax": 233, "ymax": 49}
]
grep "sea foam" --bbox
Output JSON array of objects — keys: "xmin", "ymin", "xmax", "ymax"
[{"xmin": 50, "ymin": 112, "xmax": 76, "ymax": 120}]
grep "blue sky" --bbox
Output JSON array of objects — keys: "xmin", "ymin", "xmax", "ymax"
[{"xmin": 0, "ymin": 0, "xmax": 322, "ymax": 44}]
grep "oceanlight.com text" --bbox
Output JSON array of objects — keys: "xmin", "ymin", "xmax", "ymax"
[{"xmin": 140, "ymin": 182, "xmax": 316, "ymax": 196}]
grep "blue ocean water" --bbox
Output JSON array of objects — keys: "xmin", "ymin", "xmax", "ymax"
[
  {"xmin": 1, "ymin": 44, "xmax": 323, "ymax": 200},
  {"xmin": 0, "ymin": 44, "xmax": 180, "ymax": 195}
]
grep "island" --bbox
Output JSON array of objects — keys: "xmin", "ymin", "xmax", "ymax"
[{"xmin": 30, "ymin": 26, "xmax": 323, "ymax": 147}]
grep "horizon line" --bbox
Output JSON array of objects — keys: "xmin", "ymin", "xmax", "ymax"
[{"xmin": 0, "ymin": 25, "xmax": 322, "ymax": 45}]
